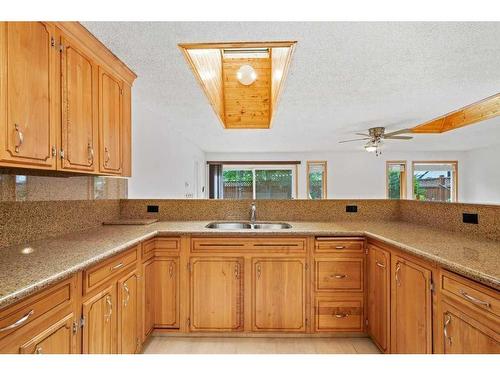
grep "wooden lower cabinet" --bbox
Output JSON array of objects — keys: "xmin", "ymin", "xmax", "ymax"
[
  {"xmin": 439, "ymin": 300, "xmax": 500, "ymax": 354},
  {"xmin": 82, "ymin": 285, "xmax": 117, "ymax": 354},
  {"xmin": 366, "ymin": 244, "xmax": 390, "ymax": 353},
  {"xmin": 117, "ymin": 270, "xmax": 139, "ymax": 354},
  {"xmin": 142, "ymin": 258, "xmax": 155, "ymax": 338},
  {"xmin": 19, "ymin": 313, "xmax": 77, "ymax": 354},
  {"xmin": 190, "ymin": 257, "xmax": 243, "ymax": 331},
  {"xmin": 154, "ymin": 258, "xmax": 180, "ymax": 328},
  {"xmin": 315, "ymin": 295, "xmax": 363, "ymax": 332},
  {"xmin": 252, "ymin": 258, "xmax": 306, "ymax": 331},
  {"xmin": 391, "ymin": 255, "xmax": 433, "ymax": 354}
]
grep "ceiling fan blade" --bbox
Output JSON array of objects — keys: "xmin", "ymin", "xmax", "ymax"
[
  {"xmin": 355, "ymin": 133, "xmax": 370, "ymax": 137},
  {"xmin": 383, "ymin": 128, "xmax": 412, "ymax": 137},
  {"xmin": 385, "ymin": 135, "xmax": 413, "ymax": 140},
  {"xmin": 338, "ymin": 137, "xmax": 371, "ymax": 143}
]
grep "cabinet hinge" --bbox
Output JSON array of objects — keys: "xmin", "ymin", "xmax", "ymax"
[
  {"xmin": 120, "ymin": 88, "xmax": 124, "ymax": 95},
  {"xmin": 72, "ymin": 321, "xmax": 78, "ymax": 335},
  {"xmin": 80, "ymin": 316, "xmax": 86, "ymax": 328},
  {"xmin": 51, "ymin": 145, "xmax": 57, "ymax": 157},
  {"xmin": 59, "ymin": 44, "xmax": 65, "ymax": 53},
  {"xmin": 50, "ymin": 36, "xmax": 55, "ymax": 47},
  {"xmin": 60, "ymin": 149, "xmax": 65, "ymax": 160},
  {"xmin": 430, "ymin": 280, "xmax": 435, "ymax": 293},
  {"xmin": 186, "ymin": 318, "xmax": 190, "ymax": 327}
]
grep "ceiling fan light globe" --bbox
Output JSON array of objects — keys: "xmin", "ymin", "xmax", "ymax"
[{"xmin": 237, "ymin": 64, "xmax": 257, "ymax": 85}]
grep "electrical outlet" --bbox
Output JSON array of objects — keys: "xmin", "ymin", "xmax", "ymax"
[
  {"xmin": 462, "ymin": 213, "xmax": 478, "ymax": 224},
  {"xmin": 147, "ymin": 205, "xmax": 159, "ymax": 213}
]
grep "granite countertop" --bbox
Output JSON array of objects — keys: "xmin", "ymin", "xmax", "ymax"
[{"xmin": 0, "ymin": 220, "xmax": 499, "ymax": 309}]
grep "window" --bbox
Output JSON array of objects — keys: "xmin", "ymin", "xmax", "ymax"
[
  {"xmin": 386, "ymin": 161, "xmax": 407, "ymax": 199},
  {"xmin": 307, "ymin": 161, "xmax": 327, "ymax": 199},
  {"xmin": 208, "ymin": 162, "xmax": 298, "ymax": 199},
  {"xmin": 412, "ymin": 161, "xmax": 458, "ymax": 202}
]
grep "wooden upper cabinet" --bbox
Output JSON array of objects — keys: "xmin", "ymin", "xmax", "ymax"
[
  {"xmin": 366, "ymin": 244, "xmax": 390, "ymax": 353},
  {"xmin": 117, "ymin": 270, "xmax": 139, "ymax": 354},
  {"xmin": 0, "ymin": 22, "xmax": 57, "ymax": 169},
  {"xmin": 82, "ymin": 285, "xmax": 116, "ymax": 354},
  {"xmin": 391, "ymin": 255, "xmax": 433, "ymax": 354},
  {"xmin": 190, "ymin": 257, "xmax": 243, "ymax": 331},
  {"xmin": 99, "ymin": 66, "xmax": 123, "ymax": 175},
  {"xmin": 58, "ymin": 31, "xmax": 98, "ymax": 173},
  {"xmin": 439, "ymin": 301, "xmax": 500, "ymax": 354},
  {"xmin": 252, "ymin": 258, "xmax": 306, "ymax": 331}
]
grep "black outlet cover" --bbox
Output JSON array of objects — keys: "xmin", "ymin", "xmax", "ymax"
[
  {"xmin": 147, "ymin": 205, "xmax": 159, "ymax": 213},
  {"xmin": 346, "ymin": 205, "xmax": 358, "ymax": 213},
  {"xmin": 462, "ymin": 213, "xmax": 478, "ymax": 224}
]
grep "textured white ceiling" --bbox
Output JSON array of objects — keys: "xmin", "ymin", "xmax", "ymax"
[{"xmin": 83, "ymin": 22, "xmax": 500, "ymax": 153}]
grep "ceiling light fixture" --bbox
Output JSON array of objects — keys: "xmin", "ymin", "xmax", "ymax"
[
  {"xmin": 236, "ymin": 64, "xmax": 257, "ymax": 85},
  {"xmin": 364, "ymin": 140, "xmax": 382, "ymax": 156}
]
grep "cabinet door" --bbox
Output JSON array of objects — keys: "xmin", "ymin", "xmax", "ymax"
[
  {"xmin": 82, "ymin": 285, "xmax": 116, "ymax": 354},
  {"xmin": 59, "ymin": 32, "xmax": 98, "ymax": 172},
  {"xmin": 154, "ymin": 258, "xmax": 180, "ymax": 328},
  {"xmin": 391, "ymin": 255, "xmax": 432, "ymax": 353},
  {"xmin": 440, "ymin": 301, "xmax": 500, "ymax": 354},
  {"xmin": 367, "ymin": 245, "xmax": 390, "ymax": 352},
  {"xmin": 142, "ymin": 259, "xmax": 155, "ymax": 339},
  {"xmin": 19, "ymin": 313, "xmax": 76, "ymax": 354},
  {"xmin": 118, "ymin": 271, "xmax": 139, "ymax": 354},
  {"xmin": 99, "ymin": 66, "xmax": 123, "ymax": 175},
  {"xmin": 190, "ymin": 257, "xmax": 243, "ymax": 331},
  {"xmin": 0, "ymin": 22, "xmax": 57, "ymax": 168},
  {"xmin": 252, "ymin": 258, "xmax": 306, "ymax": 331}
]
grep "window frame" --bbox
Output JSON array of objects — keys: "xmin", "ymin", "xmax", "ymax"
[
  {"xmin": 411, "ymin": 160, "xmax": 458, "ymax": 203},
  {"xmin": 221, "ymin": 164, "xmax": 298, "ymax": 200},
  {"xmin": 386, "ymin": 160, "xmax": 407, "ymax": 199},
  {"xmin": 306, "ymin": 161, "xmax": 327, "ymax": 199}
]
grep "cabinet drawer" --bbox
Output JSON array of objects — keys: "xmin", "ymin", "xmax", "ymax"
[
  {"xmin": 315, "ymin": 237, "xmax": 364, "ymax": 254},
  {"xmin": 315, "ymin": 258, "xmax": 364, "ymax": 292},
  {"xmin": 142, "ymin": 237, "xmax": 180, "ymax": 259},
  {"xmin": 84, "ymin": 246, "xmax": 138, "ymax": 294},
  {"xmin": 315, "ymin": 296, "xmax": 363, "ymax": 332},
  {"xmin": 191, "ymin": 237, "xmax": 306, "ymax": 253},
  {"xmin": 0, "ymin": 277, "xmax": 75, "ymax": 341},
  {"xmin": 441, "ymin": 270, "xmax": 499, "ymax": 320}
]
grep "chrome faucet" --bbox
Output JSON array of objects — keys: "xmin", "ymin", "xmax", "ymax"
[{"xmin": 250, "ymin": 202, "xmax": 257, "ymax": 223}]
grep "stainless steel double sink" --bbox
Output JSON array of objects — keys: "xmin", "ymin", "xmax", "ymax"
[{"xmin": 205, "ymin": 221, "xmax": 292, "ymax": 230}]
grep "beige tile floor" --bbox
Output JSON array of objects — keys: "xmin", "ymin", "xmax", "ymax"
[{"xmin": 142, "ymin": 336, "xmax": 381, "ymax": 354}]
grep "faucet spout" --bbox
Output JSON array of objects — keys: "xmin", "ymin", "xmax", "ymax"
[{"xmin": 250, "ymin": 202, "xmax": 257, "ymax": 223}]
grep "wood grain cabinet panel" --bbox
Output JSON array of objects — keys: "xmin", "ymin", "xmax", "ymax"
[
  {"xmin": 0, "ymin": 21, "xmax": 57, "ymax": 169},
  {"xmin": 19, "ymin": 313, "xmax": 76, "ymax": 354},
  {"xmin": 59, "ymin": 31, "xmax": 98, "ymax": 173},
  {"xmin": 98, "ymin": 66, "xmax": 123, "ymax": 175},
  {"xmin": 82, "ymin": 285, "xmax": 117, "ymax": 354},
  {"xmin": 366, "ymin": 244, "xmax": 390, "ymax": 353},
  {"xmin": 190, "ymin": 257, "xmax": 243, "ymax": 331},
  {"xmin": 391, "ymin": 255, "xmax": 433, "ymax": 354},
  {"xmin": 154, "ymin": 258, "xmax": 180, "ymax": 328},
  {"xmin": 117, "ymin": 270, "xmax": 139, "ymax": 354},
  {"xmin": 252, "ymin": 258, "xmax": 306, "ymax": 331},
  {"xmin": 315, "ymin": 258, "xmax": 363, "ymax": 292},
  {"xmin": 439, "ymin": 300, "xmax": 500, "ymax": 354},
  {"xmin": 142, "ymin": 259, "xmax": 155, "ymax": 339},
  {"xmin": 315, "ymin": 296, "xmax": 363, "ymax": 332}
]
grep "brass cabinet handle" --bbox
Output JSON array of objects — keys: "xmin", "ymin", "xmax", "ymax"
[
  {"xmin": 376, "ymin": 261, "xmax": 386, "ymax": 268},
  {"xmin": 0, "ymin": 309, "xmax": 34, "ymax": 332},
  {"xmin": 395, "ymin": 262, "xmax": 401, "ymax": 286},
  {"xmin": 459, "ymin": 289, "xmax": 491, "ymax": 308},
  {"xmin": 35, "ymin": 346, "xmax": 43, "ymax": 354},
  {"xmin": 169, "ymin": 262, "xmax": 174, "ymax": 278},
  {"xmin": 330, "ymin": 274, "xmax": 346, "ymax": 279},
  {"xmin": 14, "ymin": 124, "xmax": 24, "ymax": 153},
  {"xmin": 104, "ymin": 147, "xmax": 110, "ymax": 166},
  {"xmin": 110, "ymin": 262, "xmax": 124, "ymax": 271},
  {"xmin": 87, "ymin": 143, "xmax": 94, "ymax": 164},
  {"xmin": 123, "ymin": 283, "xmax": 130, "ymax": 307},
  {"xmin": 334, "ymin": 313, "xmax": 349, "ymax": 318},
  {"xmin": 256, "ymin": 263, "xmax": 261, "ymax": 280},
  {"xmin": 334, "ymin": 246, "xmax": 345, "ymax": 250},
  {"xmin": 105, "ymin": 295, "xmax": 112, "ymax": 322},
  {"xmin": 443, "ymin": 313, "xmax": 452, "ymax": 346}
]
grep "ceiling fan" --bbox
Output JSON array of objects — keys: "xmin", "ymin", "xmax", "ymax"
[{"xmin": 339, "ymin": 126, "xmax": 413, "ymax": 156}]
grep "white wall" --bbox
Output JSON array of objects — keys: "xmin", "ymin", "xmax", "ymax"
[
  {"xmin": 461, "ymin": 145, "xmax": 500, "ymax": 204},
  {"xmin": 205, "ymin": 150, "xmax": 467, "ymax": 200},
  {"xmin": 128, "ymin": 101, "xmax": 206, "ymax": 199}
]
